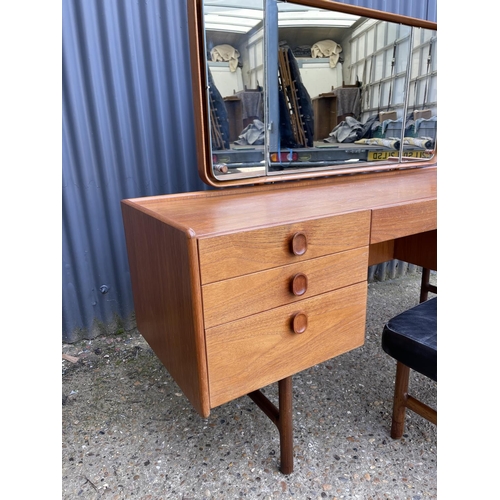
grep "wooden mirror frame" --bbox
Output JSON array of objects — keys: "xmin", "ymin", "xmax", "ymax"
[{"xmin": 187, "ymin": 0, "xmax": 437, "ymax": 187}]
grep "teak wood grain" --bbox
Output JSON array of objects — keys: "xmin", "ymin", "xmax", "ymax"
[
  {"xmin": 205, "ymin": 282, "xmax": 367, "ymax": 407},
  {"xmin": 368, "ymin": 240, "xmax": 395, "ymax": 266},
  {"xmin": 202, "ymin": 247, "xmax": 368, "ymax": 328},
  {"xmin": 129, "ymin": 167, "xmax": 436, "ymax": 238},
  {"xmin": 121, "ymin": 202, "xmax": 210, "ymax": 417},
  {"xmin": 370, "ymin": 199, "xmax": 437, "ymax": 244},
  {"xmin": 198, "ymin": 211, "xmax": 370, "ymax": 284}
]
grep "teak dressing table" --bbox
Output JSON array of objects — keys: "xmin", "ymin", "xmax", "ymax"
[
  {"xmin": 122, "ymin": 0, "xmax": 437, "ymax": 474},
  {"xmin": 121, "ymin": 166, "xmax": 436, "ymax": 474}
]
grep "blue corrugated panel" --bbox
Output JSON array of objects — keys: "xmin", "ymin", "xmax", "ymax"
[
  {"xmin": 62, "ymin": 0, "xmax": 208, "ymax": 342},
  {"xmin": 333, "ymin": 0, "xmax": 436, "ymax": 23},
  {"xmin": 62, "ymin": 0, "xmax": 436, "ymax": 342}
]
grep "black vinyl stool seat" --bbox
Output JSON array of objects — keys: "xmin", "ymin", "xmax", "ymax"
[
  {"xmin": 382, "ymin": 298, "xmax": 437, "ymax": 381},
  {"xmin": 382, "ymin": 297, "xmax": 437, "ymax": 438}
]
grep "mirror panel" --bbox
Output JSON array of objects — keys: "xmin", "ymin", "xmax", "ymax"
[
  {"xmin": 400, "ymin": 26, "xmax": 437, "ymax": 160},
  {"xmin": 204, "ymin": 0, "xmax": 266, "ymax": 180},
  {"xmin": 269, "ymin": 1, "xmax": 414, "ymax": 173},
  {"xmin": 192, "ymin": 0, "xmax": 437, "ymax": 185}
]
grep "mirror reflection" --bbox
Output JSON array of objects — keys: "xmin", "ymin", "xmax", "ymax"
[
  {"xmin": 204, "ymin": 0, "xmax": 266, "ymax": 177},
  {"xmin": 202, "ymin": 0, "xmax": 437, "ymax": 180},
  {"xmin": 400, "ymin": 26, "xmax": 437, "ymax": 159}
]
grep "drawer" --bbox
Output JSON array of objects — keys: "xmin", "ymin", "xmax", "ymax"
[
  {"xmin": 206, "ymin": 282, "xmax": 367, "ymax": 407},
  {"xmin": 371, "ymin": 199, "xmax": 436, "ymax": 243},
  {"xmin": 198, "ymin": 211, "xmax": 370, "ymax": 284},
  {"xmin": 202, "ymin": 246, "xmax": 368, "ymax": 328}
]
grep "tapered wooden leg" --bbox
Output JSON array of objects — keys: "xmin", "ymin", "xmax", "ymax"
[
  {"xmin": 391, "ymin": 361, "xmax": 410, "ymax": 439},
  {"xmin": 277, "ymin": 377, "xmax": 293, "ymax": 474},
  {"xmin": 248, "ymin": 376, "xmax": 294, "ymax": 474}
]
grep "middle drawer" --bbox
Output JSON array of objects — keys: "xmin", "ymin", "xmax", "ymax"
[{"xmin": 202, "ymin": 246, "xmax": 368, "ymax": 328}]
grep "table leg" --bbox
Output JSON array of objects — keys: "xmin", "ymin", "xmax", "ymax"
[{"xmin": 247, "ymin": 376, "xmax": 294, "ymax": 474}]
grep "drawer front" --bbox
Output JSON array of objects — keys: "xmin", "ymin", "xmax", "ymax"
[
  {"xmin": 198, "ymin": 211, "xmax": 370, "ymax": 284},
  {"xmin": 202, "ymin": 246, "xmax": 368, "ymax": 328},
  {"xmin": 206, "ymin": 282, "xmax": 367, "ymax": 408},
  {"xmin": 371, "ymin": 199, "xmax": 436, "ymax": 244}
]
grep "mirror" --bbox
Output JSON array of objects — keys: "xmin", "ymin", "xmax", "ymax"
[
  {"xmin": 187, "ymin": 0, "xmax": 437, "ymax": 186},
  {"xmin": 203, "ymin": 0, "xmax": 266, "ymax": 178}
]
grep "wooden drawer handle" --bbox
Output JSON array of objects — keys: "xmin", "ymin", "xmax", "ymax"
[
  {"xmin": 290, "ymin": 232, "xmax": 307, "ymax": 256},
  {"xmin": 291, "ymin": 312, "xmax": 308, "ymax": 334},
  {"xmin": 290, "ymin": 273, "xmax": 308, "ymax": 296}
]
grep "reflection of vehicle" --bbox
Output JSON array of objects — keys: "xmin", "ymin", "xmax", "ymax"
[
  {"xmin": 212, "ymin": 143, "xmax": 433, "ymax": 176},
  {"xmin": 212, "ymin": 147, "xmax": 266, "ymax": 171}
]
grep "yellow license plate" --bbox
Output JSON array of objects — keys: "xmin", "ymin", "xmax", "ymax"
[{"xmin": 368, "ymin": 150, "xmax": 433, "ymax": 161}]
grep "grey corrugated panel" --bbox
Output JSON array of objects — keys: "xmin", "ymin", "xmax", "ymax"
[
  {"xmin": 62, "ymin": 0, "xmax": 208, "ymax": 342},
  {"xmin": 62, "ymin": 0, "xmax": 436, "ymax": 343},
  {"xmin": 368, "ymin": 261, "xmax": 420, "ymax": 282}
]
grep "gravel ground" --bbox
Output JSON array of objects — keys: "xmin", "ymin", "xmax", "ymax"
[{"xmin": 62, "ymin": 272, "xmax": 437, "ymax": 499}]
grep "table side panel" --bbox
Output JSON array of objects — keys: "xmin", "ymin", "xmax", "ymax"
[
  {"xmin": 206, "ymin": 282, "xmax": 367, "ymax": 407},
  {"xmin": 198, "ymin": 211, "xmax": 371, "ymax": 284},
  {"xmin": 202, "ymin": 246, "xmax": 368, "ymax": 328},
  {"xmin": 394, "ymin": 229, "xmax": 437, "ymax": 270},
  {"xmin": 121, "ymin": 202, "xmax": 210, "ymax": 417},
  {"xmin": 368, "ymin": 240, "xmax": 395, "ymax": 266}
]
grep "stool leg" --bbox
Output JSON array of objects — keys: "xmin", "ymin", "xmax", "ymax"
[
  {"xmin": 420, "ymin": 267, "xmax": 431, "ymax": 302},
  {"xmin": 391, "ymin": 361, "xmax": 410, "ymax": 439}
]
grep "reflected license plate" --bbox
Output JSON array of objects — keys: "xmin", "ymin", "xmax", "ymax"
[{"xmin": 368, "ymin": 150, "xmax": 433, "ymax": 161}]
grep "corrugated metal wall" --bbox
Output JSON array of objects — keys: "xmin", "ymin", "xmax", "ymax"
[
  {"xmin": 331, "ymin": 0, "xmax": 436, "ymax": 23},
  {"xmin": 62, "ymin": 0, "xmax": 436, "ymax": 343}
]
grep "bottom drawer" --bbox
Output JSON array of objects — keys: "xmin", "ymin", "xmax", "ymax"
[{"xmin": 206, "ymin": 281, "xmax": 367, "ymax": 407}]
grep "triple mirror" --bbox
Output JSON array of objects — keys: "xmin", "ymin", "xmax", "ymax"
[{"xmin": 187, "ymin": 0, "xmax": 437, "ymax": 186}]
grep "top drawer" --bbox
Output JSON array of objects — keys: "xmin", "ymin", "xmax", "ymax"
[{"xmin": 198, "ymin": 211, "xmax": 370, "ymax": 284}]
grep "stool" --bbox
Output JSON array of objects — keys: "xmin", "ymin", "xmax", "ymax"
[{"xmin": 382, "ymin": 297, "xmax": 437, "ymax": 438}]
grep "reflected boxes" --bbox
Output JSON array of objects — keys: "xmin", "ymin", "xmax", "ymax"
[
  {"xmin": 312, "ymin": 92, "xmax": 337, "ymax": 141},
  {"xmin": 224, "ymin": 90, "xmax": 263, "ymax": 143},
  {"xmin": 312, "ymin": 87, "xmax": 363, "ymax": 141},
  {"xmin": 379, "ymin": 111, "xmax": 397, "ymax": 122},
  {"xmin": 414, "ymin": 109, "xmax": 432, "ymax": 120},
  {"xmin": 224, "ymin": 96, "xmax": 244, "ymax": 143}
]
